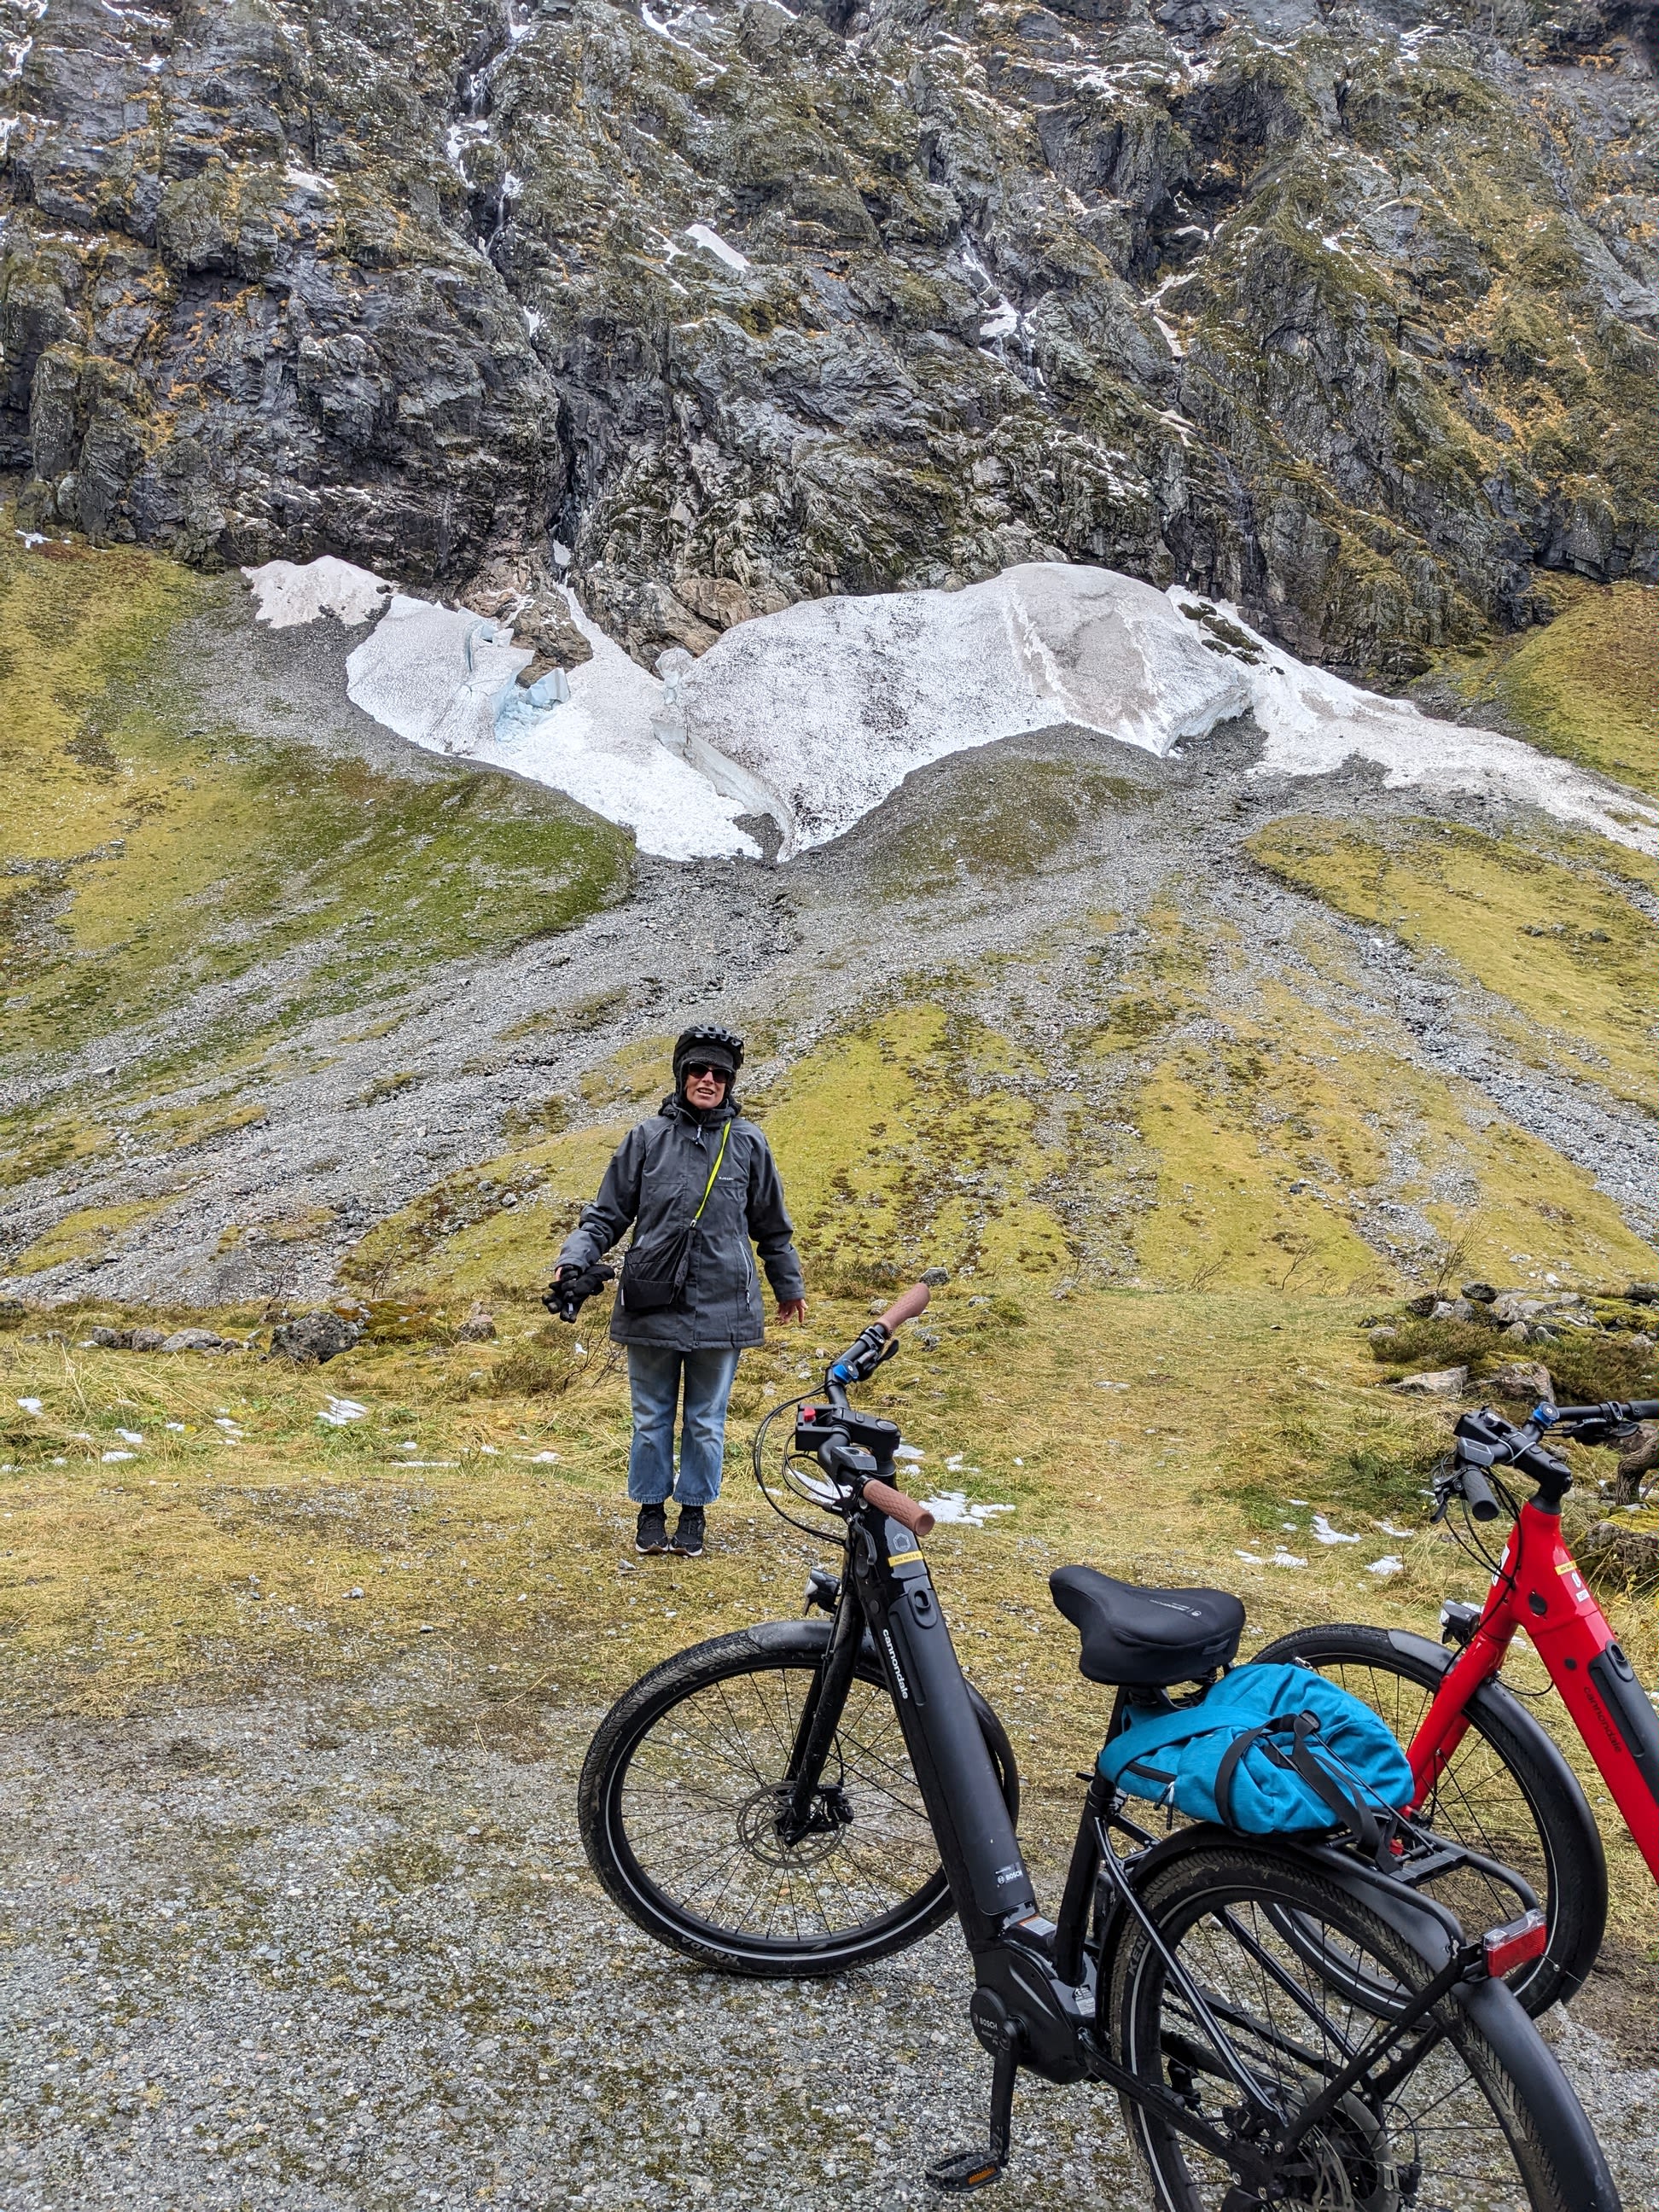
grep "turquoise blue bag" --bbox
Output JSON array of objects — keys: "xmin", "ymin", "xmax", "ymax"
[{"xmin": 1098, "ymin": 1662, "xmax": 1414, "ymax": 1836}]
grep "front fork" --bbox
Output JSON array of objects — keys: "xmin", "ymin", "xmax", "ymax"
[{"xmin": 780, "ymin": 1577, "xmax": 864, "ymax": 1842}]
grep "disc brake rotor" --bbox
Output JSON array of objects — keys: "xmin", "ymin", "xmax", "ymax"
[{"xmin": 735, "ymin": 1784, "xmax": 851, "ymax": 1869}]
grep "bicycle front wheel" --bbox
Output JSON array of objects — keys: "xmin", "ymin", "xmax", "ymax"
[
  {"xmin": 578, "ymin": 1619, "xmax": 1017, "ymax": 1976},
  {"xmin": 1108, "ymin": 1837, "xmax": 1612, "ymax": 2212},
  {"xmin": 1254, "ymin": 1623, "xmax": 1606, "ymax": 2013}
]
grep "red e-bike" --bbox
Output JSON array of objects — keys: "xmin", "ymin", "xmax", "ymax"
[{"xmin": 1261, "ymin": 1397, "xmax": 1659, "ymax": 2016}]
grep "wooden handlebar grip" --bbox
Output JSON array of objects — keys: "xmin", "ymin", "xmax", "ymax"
[
  {"xmin": 876, "ymin": 1282, "xmax": 931, "ymax": 1335},
  {"xmin": 864, "ymin": 1480, "xmax": 935, "ymax": 1540}
]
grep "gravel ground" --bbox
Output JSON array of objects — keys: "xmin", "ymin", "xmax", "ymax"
[{"xmin": 3, "ymin": 1645, "xmax": 1656, "ymax": 2212}]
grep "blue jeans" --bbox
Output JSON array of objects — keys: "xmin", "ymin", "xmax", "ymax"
[{"xmin": 626, "ymin": 1345, "xmax": 742, "ymax": 1508}]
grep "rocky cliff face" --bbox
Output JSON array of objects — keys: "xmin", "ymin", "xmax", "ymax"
[{"xmin": 3, "ymin": 0, "xmax": 1654, "ymax": 678}]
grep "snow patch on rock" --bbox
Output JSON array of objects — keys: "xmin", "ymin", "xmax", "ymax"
[
  {"xmin": 244, "ymin": 556, "xmax": 390, "ymax": 630},
  {"xmin": 677, "ymin": 563, "xmax": 1250, "ymax": 856},
  {"xmin": 1173, "ymin": 591, "xmax": 1657, "ymax": 854},
  {"xmin": 259, "ymin": 556, "xmax": 1657, "ymax": 869},
  {"xmin": 341, "ymin": 585, "xmax": 758, "ymax": 863}
]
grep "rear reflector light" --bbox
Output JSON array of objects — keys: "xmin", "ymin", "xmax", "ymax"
[{"xmin": 1482, "ymin": 1908, "xmax": 1548, "ymax": 1978}]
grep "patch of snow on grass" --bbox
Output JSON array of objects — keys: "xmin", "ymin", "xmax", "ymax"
[
  {"xmin": 1311, "ymin": 1513, "xmax": 1360, "ymax": 1545},
  {"xmin": 1367, "ymin": 1555, "xmax": 1406, "ymax": 1577},
  {"xmin": 920, "ymin": 1491, "xmax": 1015, "ymax": 1528},
  {"xmin": 1270, "ymin": 1550, "xmax": 1308, "ymax": 1568},
  {"xmin": 317, "ymin": 1397, "xmax": 368, "ymax": 1428},
  {"xmin": 244, "ymin": 556, "xmax": 389, "ymax": 630}
]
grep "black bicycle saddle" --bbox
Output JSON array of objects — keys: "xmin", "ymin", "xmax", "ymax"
[{"xmin": 1049, "ymin": 1565, "xmax": 1245, "ymax": 1687}]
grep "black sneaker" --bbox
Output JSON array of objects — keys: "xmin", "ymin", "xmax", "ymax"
[
  {"xmin": 635, "ymin": 1502, "xmax": 669, "ymax": 1555},
  {"xmin": 671, "ymin": 1505, "xmax": 706, "ymax": 1557}
]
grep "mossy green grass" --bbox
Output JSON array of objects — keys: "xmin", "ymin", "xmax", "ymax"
[
  {"xmin": 1497, "ymin": 585, "xmax": 1657, "ymax": 796},
  {"xmin": 0, "ymin": 530, "xmax": 633, "ymax": 1116},
  {"xmin": 1248, "ymin": 815, "xmax": 1659, "ymax": 1113}
]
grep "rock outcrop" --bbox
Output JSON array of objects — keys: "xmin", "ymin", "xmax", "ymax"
[{"xmin": 3, "ymin": 0, "xmax": 1655, "ymax": 677}]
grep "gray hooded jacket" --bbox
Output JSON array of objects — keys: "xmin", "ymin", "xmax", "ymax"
[{"xmin": 557, "ymin": 1096, "xmax": 805, "ymax": 1349}]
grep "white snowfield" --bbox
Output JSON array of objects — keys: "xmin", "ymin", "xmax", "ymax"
[
  {"xmin": 679, "ymin": 564, "xmax": 1251, "ymax": 853},
  {"xmin": 243, "ymin": 556, "xmax": 390, "ymax": 630},
  {"xmin": 340, "ymin": 587, "xmax": 758, "ymax": 862},
  {"xmin": 246, "ymin": 557, "xmax": 1657, "ymax": 864}
]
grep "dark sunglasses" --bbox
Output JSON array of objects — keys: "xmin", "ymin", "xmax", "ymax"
[{"xmin": 683, "ymin": 1062, "xmax": 730, "ymax": 1082}]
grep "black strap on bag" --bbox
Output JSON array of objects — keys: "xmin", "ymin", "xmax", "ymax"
[
  {"xmin": 619, "ymin": 1121, "xmax": 731, "ymax": 1314},
  {"xmin": 1214, "ymin": 1709, "xmax": 1383, "ymax": 1855}
]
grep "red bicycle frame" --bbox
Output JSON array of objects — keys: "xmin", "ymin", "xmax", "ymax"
[{"xmin": 1408, "ymin": 1495, "xmax": 1659, "ymax": 1878}]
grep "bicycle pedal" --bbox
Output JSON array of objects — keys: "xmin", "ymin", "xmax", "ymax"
[{"xmin": 925, "ymin": 2146, "xmax": 1006, "ymax": 2193}]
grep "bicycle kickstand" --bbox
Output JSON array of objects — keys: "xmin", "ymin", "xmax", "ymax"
[{"xmin": 925, "ymin": 2013, "xmax": 1022, "ymax": 2194}]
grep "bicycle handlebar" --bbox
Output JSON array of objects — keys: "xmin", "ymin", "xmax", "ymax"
[
  {"xmin": 1460, "ymin": 1467, "xmax": 1501, "ymax": 1522},
  {"xmin": 863, "ymin": 1479, "xmax": 936, "ymax": 1539},
  {"xmin": 1552, "ymin": 1399, "xmax": 1659, "ymax": 1424},
  {"xmin": 875, "ymin": 1282, "xmax": 931, "ymax": 1333}
]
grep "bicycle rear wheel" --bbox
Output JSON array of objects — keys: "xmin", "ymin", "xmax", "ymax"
[
  {"xmin": 1254, "ymin": 1624, "xmax": 1606, "ymax": 2013},
  {"xmin": 578, "ymin": 1619, "xmax": 1017, "ymax": 1976},
  {"xmin": 1108, "ymin": 1837, "xmax": 1613, "ymax": 2212}
]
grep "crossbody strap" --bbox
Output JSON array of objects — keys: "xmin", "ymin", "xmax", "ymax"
[{"xmin": 690, "ymin": 1120, "xmax": 731, "ymax": 1223}]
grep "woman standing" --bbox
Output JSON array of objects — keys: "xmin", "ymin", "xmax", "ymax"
[{"xmin": 552, "ymin": 1025, "xmax": 806, "ymax": 1557}]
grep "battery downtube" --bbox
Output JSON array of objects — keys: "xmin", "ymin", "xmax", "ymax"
[{"xmin": 853, "ymin": 1520, "xmax": 1035, "ymax": 1936}]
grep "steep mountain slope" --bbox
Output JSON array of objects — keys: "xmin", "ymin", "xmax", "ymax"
[
  {"xmin": 3, "ymin": 0, "xmax": 1654, "ymax": 678},
  {"xmin": 1, "ymin": 537, "xmax": 1653, "ymax": 1303}
]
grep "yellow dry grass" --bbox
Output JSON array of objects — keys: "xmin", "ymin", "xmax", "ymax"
[{"xmin": 3, "ymin": 1284, "xmax": 1652, "ymax": 1956}]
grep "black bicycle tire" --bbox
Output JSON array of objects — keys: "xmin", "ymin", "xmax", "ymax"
[
  {"xmin": 1107, "ymin": 1837, "xmax": 1613, "ymax": 2212},
  {"xmin": 1254, "ymin": 1622, "xmax": 1607, "ymax": 2013},
  {"xmin": 578, "ymin": 1619, "xmax": 1018, "ymax": 1977}
]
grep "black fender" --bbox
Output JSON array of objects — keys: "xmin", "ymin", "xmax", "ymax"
[
  {"xmin": 1093, "ymin": 1828, "xmax": 1618, "ymax": 2212},
  {"xmin": 1274, "ymin": 1839, "xmax": 1618, "ymax": 2212}
]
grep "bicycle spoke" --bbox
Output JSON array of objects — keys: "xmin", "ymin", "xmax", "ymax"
[{"xmin": 610, "ymin": 1657, "xmax": 946, "ymax": 1947}]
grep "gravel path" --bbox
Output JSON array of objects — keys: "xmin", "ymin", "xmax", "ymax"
[{"xmin": 3, "ymin": 1660, "xmax": 1655, "ymax": 2211}]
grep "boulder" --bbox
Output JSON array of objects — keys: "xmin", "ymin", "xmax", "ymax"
[
  {"xmin": 456, "ymin": 1306, "xmax": 497, "ymax": 1343},
  {"xmin": 130, "ymin": 1327, "xmax": 167, "ymax": 1352},
  {"xmin": 1391, "ymin": 1366, "xmax": 1469, "ymax": 1396},
  {"xmin": 1580, "ymin": 1521, "xmax": 1659, "ymax": 1586},
  {"xmin": 1491, "ymin": 1360, "xmax": 1554, "ymax": 1403},
  {"xmin": 1432, "ymin": 1298, "xmax": 1476, "ymax": 1323},
  {"xmin": 1403, "ymin": 1294, "xmax": 1439, "ymax": 1318},
  {"xmin": 90, "ymin": 1326, "xmax": 133, "ymax": 1348},
  {"xmin": 0, "ymin": 1301, "xmax": 28, "ymax": 1330},
  {"xmin": 1461, "ymin": 1284, "xmax": 1499, "ymax": 1305},
  {"xmin": 270, "ymin": 1311, "xmax": 362, "ymax": 1365},
  {"xmin": 921, "ymin": 1266, "xmax": 952, "ymax": 1287},
  {"xmin": 159, "ymin": 1327, "xmax": 226, "ymax": 1353},
  {"xmin": 1627, "ymin": 1284, "xmax": 1659, "ymax": 1305}
]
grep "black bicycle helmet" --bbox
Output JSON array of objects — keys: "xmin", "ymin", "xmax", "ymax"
[{"xmin": 672, "ymin": 1022, "xmax": 745, "ymax": 1080}]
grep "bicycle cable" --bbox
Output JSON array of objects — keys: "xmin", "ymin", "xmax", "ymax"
[{"xmin": 752, "ymin": 1394, "xmax": 848, "ymax": 1546}]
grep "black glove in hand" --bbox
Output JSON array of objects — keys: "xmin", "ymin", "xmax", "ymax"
[{"xmin": 543, "ymin": 1263, "xmax": 615, "ymax": 1323}]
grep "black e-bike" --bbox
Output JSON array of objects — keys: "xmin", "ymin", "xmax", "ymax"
[{"xmin": 579, "ymin": 1286, "xmax": 1619, "ymax": 2209}]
